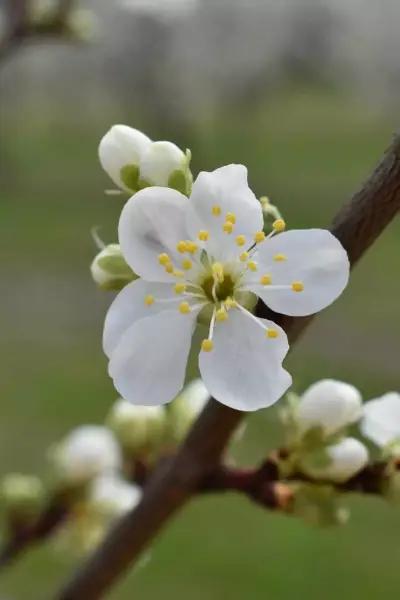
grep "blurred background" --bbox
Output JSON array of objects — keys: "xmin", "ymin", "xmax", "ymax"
[{"xmin": 1, "ymin": 0, "xmax": 400, "ymax": 598}]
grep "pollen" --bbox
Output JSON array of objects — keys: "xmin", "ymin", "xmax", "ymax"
[
  {"xmin": 186, "ymin": 241, "xmax": 198, "ymax": 254},
  {"xmin": 198, "ymin": 230, "xmax": 209, "ymax": 242},
  {"xmin": 144, "ymin": 294, "xmax": 154, "ymax": 306},
  {"xmin": 158, "ymin": 253, "xmax": 170, "ymax": 265},
  {"xmin": 225, "ymin": 212, "xmax": 236, "ymax": 224},
  {"xmin": 274, "ymin": 253, "xmax": 287, "ymax": 262},
  {"xmin": 240, "ymin": 251, "xmax": 249, "ymax": 262},
  {"xmin": 291, "ymin": 281, "xmax": 304, "ymax": 292},
  {"xmin": 176, "ymin": 240, "xmax": 187, "ymax": 253},
  {"xmin": 165, "ymin": 263, "xmax": 174, "ymax": 273},
  {"xmin": 174, "ymin": 283, "xmax": 186, "ymax": 294},
  {"xmin": 235, "ymin": 235, "xmax": 246, "ymax": 247},
  {"xmin": 212, "ymin": 205, "xmax": 221, "ymax": 216},
  {"xmin": 266, "ymin": 328, "xmax": 279, "ymax": 339},
  {"xmin": 201, "ymin": 339, "xmax": 214, "ymax": 352},
  {"xmin": 179, "ymin": 301, "xmax": 191, "ymax": 314},
  {"xmin": 182, "ymin": 259, "xmax": 193, "ymax": 270},
  {"xmin": 212, "ymin": 262, "xmax": 224, "ymax": 282},
  {"xmin": 272, "ymin": 219, "xmax": 286, "ymax": 232},
  {"xmin": 172, "ymin": 269, "xmax": 184, "ymax": 278},
  {"xmin": 260, "ymin": 274, "xmax": 272, "ymax": 285},
  {"xmin": 216, "ymin": 307, "xmax": 228, "ymax": 322},
  {"xmin": 254, "ymin": 231, "xmax": 266, "ymax": 243},
  {"xmin": 247, "ymin": 261, "xmax": 257, "ymax": 272},
  {"xmin": 223, "ymin": 221, "xmax": 234, "ymax": 234}
]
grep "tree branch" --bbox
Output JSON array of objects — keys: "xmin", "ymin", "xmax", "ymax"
[{"xmin": 59, "ymin": 134, "xmax": 400, "ymax": 599}]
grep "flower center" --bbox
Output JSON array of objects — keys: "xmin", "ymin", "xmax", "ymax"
[{"xmin": 200, "ymin": 272, "xmax": 235, "ymax": 303}]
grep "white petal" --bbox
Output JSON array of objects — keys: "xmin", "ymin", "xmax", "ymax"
[
  {"xmin": 118, "ymin": 186, "xmax": 190, "ymax": 282},
  {"xmin": 298, "ymin": 379, "xmax": 362, "ymax": 436},
  {"xmin": 361, "ymin": 392, "xmax": 400, "ymax": 447},
  {"xmin": 103, "ymin": 279, "xmax": 180, "ymax": 358},
  {"xmin": 90, "ymin": 474, "xmax": 141, "ymax": 515},
  {"xmin": 303, "ymin": 438, "xmax": 369, "ymax": 483},
  {"xmin": 245, "ymin": 229, "xmax": 349, "ymax": 316},
  {"xmin": 186, "ymin": 165, "xmax": 263, "ymax": 260},
  {"xmin": 199, "ymin": 308, "xmax": 291, "ymax": 411},
  {"xmin": 140, "ymin": 141, "xmax": 186, "ymax": 186},
  {"xmin": 98, "ymin": 125, "xmax": 151, "ymax": 191},
  {"xmin": 108, "ymin": 309, "xmax": 199, "ymax": 406}
]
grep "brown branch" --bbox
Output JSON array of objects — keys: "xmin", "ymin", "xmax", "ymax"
[{"xmin": 59, "ymin": 134, "xmax": 400, "ymax": 599}]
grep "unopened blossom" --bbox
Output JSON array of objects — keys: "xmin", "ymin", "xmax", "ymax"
[
  {"xmin": 297, "ymin": 379, "xmax": 362, "ymax": 437},
  {"xmin": 52, "ymin": 426, "xmax": 121, "ymax": 485},
  {"xmin": 91, "ymin": 243, "xmax": 137, "ymax": 290},
  {"xmin": 301, "ymin": 437, "xmax": 369, "ymax": 483},
  {"xmin": 361, "ymin": 392, "xmax": 400, "ymax": 450},
  {"xmin": 89, "ymin": 473, "xmax": 141, "ymax": 517},
  {"xmin": 103, "ymin": 164, "xmax": 349, "ymax": 411},
  {"xmin": 98, "ymin": 125, "xmax": 191, "ymax": 194},
  {"xmin": 167, "ymin": 378, "xmax": 209, "ymax": 442}
]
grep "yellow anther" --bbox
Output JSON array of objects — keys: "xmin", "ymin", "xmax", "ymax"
[
  {"xmin": 225, "ymin": 212, "xmax": 236, "ymax": 224},
  {"xmin": 274, "ymin": 253, "xmax": 287, "ymax": 262},
  {"xmin": 211, "ymin": 205, "xmax": 221, "ymax": 216},
  {"xmin": 216, "ymin": 308, "xmax": 228, "ymax": 322},
  {"xmin": 223, "ymin": 221, "xmax": 234, "ymax": 234},
  {"xmin": 179, "ymin": 301, "xmax": 191, "ymax": 314},
  {"xmin": 240, "ymin": 251, "xmax": 249, "ymax": 262},
  {"xmin": 224, "ymin": 297, "xmax": 237, "ymax": 309},
  {"xmin": 165, "ymin": 263, "xmax": 174, "ymax": 273},
  {"xmin": 201, "ymin": 339, "xmax": 214, "ymax": 352},
  {"xmin": 186, "ymin": 241, "xmax": 198, "ymax": 254},
  {"xmin": 260, "ymin": 274, "xmax": 272, "ymax": 286},
  {"xmin": 174, "ymin": 283, "xmax": 186, "ymax": 294},
  {"xmin": 260, "ymin": 195, "xmax": 270, "ymax": 204},
  {"xmin": 212, "ymin": 262, "xmax": 224, "ymax": 282},
  {"xmin": 172, "ymin": 269, "xmax": 184, "ymax": 278},
  {"xmin": 273, "ymin": 218, "xmax": 286, "ymax": 232},
  {"xmin": 266, "ymin": 328, "xmax": 279, "ymax": 339},
  {"xmin": 291, "ymin": 281, "xmax": 304, "ymax": 292},
  {"xmin": 236, "ymin": 235, "xmax": 246, "ymax": 247},
  {"xmin": 158, "ymin": 253, "xmax": 170, "ymax": 266},
  {"xmin": 176, "ymin": 240, "xmax": 187, "ymax": 253},
  {"xmin": 182, "ymin": 259, "xmax": 193, "ymax": 270},
  {"xmin": 247, "ymin": 261, "xmax": 257, "ymax": 272},
  {"xmin": 198, "ymin": 230, "xmax": 209, "ymax": 242},
  {"xmin": 254, "ymin": 231, "xmax": 266, "ymax": 243},
  {"xmin": 144, "ymin": 294, "xmax": 154, "ymax": 306}
]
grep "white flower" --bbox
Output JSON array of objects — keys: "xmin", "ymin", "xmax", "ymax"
[
  {"xmin": 297, "ymin": 379, "xmax": 362, "ymax": 437},
  {"xmin": 301, "ymin": 437, "xmax": 369, "ymax": 483},
  {"xmin": 53, "ymin": 426, "xmax": 121, "ymax": 485},
  {"xmin": 106, "ymin": 399, "xmax": 166, "ymax": 454},
  {"xmin": 98, "ymin": 125, "xmax": 190, "ymax": 194},
  {"xmin": 103, "ymin": 165, "xmax": 349, "ymax": 411},
  {"xmin": 361, "ymin": 392, "xmax": 400, "ymax": 449},
  {"xmin": 89, "ymin": 473, "xmax": 141, "ymax": 517}
]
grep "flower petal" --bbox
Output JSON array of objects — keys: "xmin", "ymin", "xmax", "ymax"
[
  {"xmin": 199, "ymin": 308, "xmax": 291, "ymax": 411},
  {"xmin": 244, "ymin": 229, "xmax": 349, "ymax": 316},
  {"xmin": 108, "ymin": 309, "xmax": 199, "ymax": 406},
  {"xmin": 140, "ymin": 141, "xmax": 186, "ymax": 186},
  {"xmin": 186, "ymin": 165, "xmax": 263, "ymax": 260},
  {"xmin": 119, "ymin": 186, "xmax": 190, "ymax": 282},
  {"xmin": 361, "ymin": 392, "xmax": 400, "ymax": 447},
  {"xmin": 103, "ymin": 279, "xmax": 180, "ymax": 358},
  {"xmin": 98, "ymin": 125, "xmax": 151, "ymax": 191},
  {"xmin": 301, "ymin": 437, "xmax": 368, "ymax": 483}
]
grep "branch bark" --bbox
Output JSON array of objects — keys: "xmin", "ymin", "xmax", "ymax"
[{"xmin": 59, "ymin": 134, "xmax": 400, "ymax": 599}]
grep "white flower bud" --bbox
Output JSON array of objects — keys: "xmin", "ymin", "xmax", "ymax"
[
  {"xmin": 0, "ymin": 473, "xmax": 44, "ymax": 516},
  {"xmin": 297, "ymin": 379, "xmax": 362, "ymax": 437},
  {"xmin": 106, "ymin": 400, "xmax": 166, "ymax": 456},
  {"xmin": 51, "ymin": 426, "xmax": 121, "ymax": 485},
  {"xmin": 90, "ymin": 244, "xmax": 136, "ymax": 291},
  {"xmin": 89, "ymin": 473, "xmax": 141, "ymax": 517},
  {"xmin": 98, "ymin": 125, "xmax": 151, "ymax": 192},
  {"xmin": 139, "ymin": 142, "xmax": 192, "ymax": 194},
  {"xmin": 361, "ymin": 392, "xmax": 400, "ymax": 451},
  {"xmin": 301, "ymin": 437, "xmax": 369, "ymax": 483},
  {"xmin": 167, "ymin": 379, "xmax": 209, "ymax": 443}
]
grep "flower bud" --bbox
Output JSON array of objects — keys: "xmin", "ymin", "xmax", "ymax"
[
  {"xmin": 106, "ymin": 400, "xmax": 166, "ymax": 457},
  {"xmin": 297, "ymin": 379, "xmax": 362, "ymax": 438},
  {"xmin": 166, "ymin": 379, "xmax": 209, "ymax": 444},
  {"xmin": 50, "ymin": 426, "xmax": 121, "ymax": 486},
  {"xmin": 90, "ymin": 244, "xmax": 136, "ymax": 291},
  {"xmin": 89, "ymin": 473, "xmax": 141, "ymax": 518},
  {"xmin": 98, "ymin": 125, "xmax": 151, "ymax": 192},
  {"xmin": 300, "ymin": 437, "xmax": 368, "ymax": 483},
  {"xmin": 139, "ymin": 142, "xmax": 192, "ymax": 195},
  {"xmin": 361, "ymin": 392, "xmax": 400, "ymax": 452},
  {"xmin": 0, "ymin": 473, "xmax": 44, "ymax": 517}
]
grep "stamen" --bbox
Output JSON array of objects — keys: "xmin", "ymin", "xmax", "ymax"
[
  {"xmin": 198, "ymin": 230, "xmax": 209, "ymax": 242},
  {"xmin": 272, "ymin": 219, "xmax": 286, "ymax": 232},
  {"xmin": 179, "ymin": 301, "xmax": 191, "ymax": 314},
  {"xmin": 216, "ymin": 307, "xmax": 228, "ymax": 322},
  {"xmin": 240, "ymin": 252, "xmax": 249, "ymax": 262},
  {"xmin": 165, "ymin": 263, "xmax": 174, "ymax": 274},
  {"xmin": 254, "ymin": 231, "xmax": 266, "ymax": 243},
  {"xmin": 158, "ymin": 253, "xmax": 170, "ymax": 266},
  {"xmin": 266, "ymin": 328, "xmax": 279, "ymax": 338},
  {"xmin": 291, "ymin": 281, "xmax": 304, "ymax": 292},
  {"xmin": 186, "ymin": 241, "xmax": 198, "ymax": 254},
  {"xmin": 260, "ymin": 274, "xmax": 272, "ymax": 285},
  {"xmin": 212, "ymin": 262, "xmax": 224, "ymax": 283},
  {"xmin": 144, "ymin": 295, "xmax": 154, "ymax": 306},
  {"xmin": 225, "ymin": 212, "xmax": 236, "ymax": 224},
  {"xmin": 224, "ymin": 297, "xmax": 237, "ymax": 309},
  {"xmin": 236, "ymin": 235, "xmax": 246, "ymax": 247},
  {"xmin": 174, "ymin": 283, "xmax": 186, "ymax": 294},
  {"xmin": 201, "ymin": 308, "xmax": 217, "ymax": 352},
  {"xmin": 212, "ymin": 205, "xmax": 221, "ymax": 216},
  {"xmin": 236, "ymin": 303, "xmax": 279, "ymax": 340},
  {"xmin": 274, "ymin": 253, "xmax": 287, "ymax": 262},
  {"xmin": 176, "ymin": 241, "xmax": 187, "ymax": 254},
  {"xmin": 182, "ymin": 259, "xmax": 193, "ymax": 270},
  {"xmin": 201, "ymin": 339, "xmax": 214, "ymax": 352},
  {"xmin": 223, "ymin": 221, "xmax": 234, "ymax": 234},
  {"xmin": 247, "ymin": 261, "xmax": 257, "ymax": 272},
  {"xmin": 172, "ymin": 269, "xmax": 184, "ymax": 278}
]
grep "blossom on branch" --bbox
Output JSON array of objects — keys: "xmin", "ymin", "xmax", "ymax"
[{"xmin": 361, "ymin": 392, "xmax": 400, "ymax": 454}]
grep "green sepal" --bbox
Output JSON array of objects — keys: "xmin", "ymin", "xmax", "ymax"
[{"xmin": 120, "ymin": 164, "xmax": 140, "ymax": 192}]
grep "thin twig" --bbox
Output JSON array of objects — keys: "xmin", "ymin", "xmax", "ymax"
[{"xmin": 57, "ymin": 133, "xmax": 400, "ymax": 598}]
